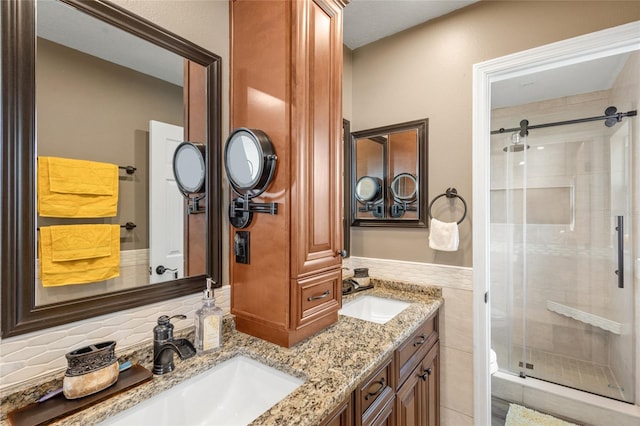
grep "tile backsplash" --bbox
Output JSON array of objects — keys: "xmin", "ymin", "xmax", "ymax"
[
  {"xmin": 345, "ymin": 256, "xmax": 472, "ymax": 291},
  {"xmin": 0, "ymin": 286, "xmax": 230, "ymax": 390}
]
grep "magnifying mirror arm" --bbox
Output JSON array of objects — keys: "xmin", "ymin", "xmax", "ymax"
[
  {"xmin": 358, "ymin": 201, "xmax": 375, "ymax": 212},
  {"xmin": 230, "ymin": 194, "xmax": 278, "ymax": 216},
  {"xmin": 179, "ymin": 190, "xmax": 206, "ymax": 214}
]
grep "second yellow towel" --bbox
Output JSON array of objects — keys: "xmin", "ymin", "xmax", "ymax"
[
  {"xmin": 38, "ymin": 156, "xmax": 119, "ymax": 218},
  {"xmin": 39, "ymin": 224, "xmax": 121, "ymax": 287}
]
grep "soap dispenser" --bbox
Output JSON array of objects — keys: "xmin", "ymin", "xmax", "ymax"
[{"xmin": 194, "ymin": 278, "xmax": 223, "ymax": 354}]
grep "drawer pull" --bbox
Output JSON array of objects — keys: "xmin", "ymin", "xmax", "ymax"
[
  {"xmin": 413, "ymin": 334, "xmax": 426, "ymax": 347},
  {"xmin": 364, "ymin": 377, "xmax": 386, "ymax": 400},
  {"xmin": 307, "ymin": 290, "xmax": 330, "ymax": 301},
  {"xmin": 419, "ymin": 367, "xmax": 433, "ymax": 381}
]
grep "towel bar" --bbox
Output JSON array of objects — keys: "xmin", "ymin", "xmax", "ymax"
[
  {"xmin": 118, "ymin": 165, "xmax": 137, "ymax": 175},
  {"xmin": 37, "ymin": 222, "xmax": 137, "ymax": 231}
]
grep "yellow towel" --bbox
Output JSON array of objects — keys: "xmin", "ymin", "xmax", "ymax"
[
  {"xmin": 38, "ymin": 157, "xmax": 119, "ymax": 218},
  {"xmin": 39, "ymin": 224, "xmax": 121, "ymax": 287}
]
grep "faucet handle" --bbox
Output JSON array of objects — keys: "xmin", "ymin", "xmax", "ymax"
[
  {"xmin": 157, "ymin": 314, "xmax": 186, "ymax": 325},
  {"xmin": 154, "ymin": 314, "xmax": 187, "ymax": 341}
]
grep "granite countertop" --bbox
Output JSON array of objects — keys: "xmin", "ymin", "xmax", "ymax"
[{"xmin": 14, "ymin": 280, "xmax": 442, "ymax": 426}]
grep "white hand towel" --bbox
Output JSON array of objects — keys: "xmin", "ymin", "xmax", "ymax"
[{"xmin": 428, "ymin": 218, "xmax": 459, "ymax": 251}]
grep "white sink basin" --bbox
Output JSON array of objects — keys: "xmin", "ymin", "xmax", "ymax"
[
  {"xmin": 339, "ymin": 295, "xmax": 410, "ymax": 324},
  {"xmin": 100, "ymin": 355, "xmax": 303, "ymax": 426}
]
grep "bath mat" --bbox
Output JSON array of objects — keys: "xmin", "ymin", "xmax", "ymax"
[{"xmin": 505, "ymin": 403, "xmax": 580, "ymax": 426}]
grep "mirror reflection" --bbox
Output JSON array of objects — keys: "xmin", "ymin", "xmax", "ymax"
[
  {"xmin": 227, "ymin": 134, "xmax": 262, "ymax": 187},
  {"xmin": 350, "ymin": 119, "xmax": 428, "ymax": 227},
  {"xmin": 2, "ymin": 0, "xmax": 221, "ymax": 338},
  {"xmin": 34, "ymin": 0, "xmax": 204, "ymax": 304}
]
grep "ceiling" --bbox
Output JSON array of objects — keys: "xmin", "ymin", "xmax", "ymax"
[
  {"xmin": 343, "ymin": 0, "xmax": 478, "ymax": 50},
  {"xmin": 491, "ymin": 53, "xmax": 630, "ymax": 109},
  {"xmin": 39, "ymin": 0, "xmax": 629, "ymax": 111},
  {"xmin": 37, "ymin": 0, "xmax": 183, "ymax": 86}
]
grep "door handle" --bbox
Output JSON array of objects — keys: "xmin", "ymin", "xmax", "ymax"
[
  {"xmin": 156, "ymin": 265, "xmax": 178, "ymax": 279},
  {"xmin": 615, "ymin": 216, "xmax": 624, "ymax": 289}
]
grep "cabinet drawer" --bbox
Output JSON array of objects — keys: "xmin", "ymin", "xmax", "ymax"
[
  {"xmin": 395, "ymin": 312, "xmax": 438, "ymax": 387},
  {"xmin": 367, "ymin": 395, "xmax": 395, "ymax": 426},
  {"xmin": 357, "ymin": 355, "xmax": 394, "ymax": 425},
  {"xmin": 294, "ymin": 269, "xmax": 341, "ymax": 328}
]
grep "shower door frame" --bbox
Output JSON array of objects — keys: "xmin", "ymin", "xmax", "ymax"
[{"xmin": 472, "ymin": 21, "xmax": 640, "ymax": 425}]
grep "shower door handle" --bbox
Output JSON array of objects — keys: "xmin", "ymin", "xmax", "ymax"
[{"xmin": 615, "ymin": 216, "xmax": 624, "ymax": 289}]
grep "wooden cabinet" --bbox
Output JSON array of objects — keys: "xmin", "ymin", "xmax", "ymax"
[
  {"xmin": 396, "ymin": 342, "xmax": 439, "ymax": 426},
  {"xmin": 369, "ymin": 397, "xmax": 396, "ymax": 426},
  {"xmin": 230, "ymin": 0, "xmax": 346, "ymax": 347},
  {"xmin": 356, "ymin": 356, "xmax": 395, "ymax": 426},
  {"xmin": 322, "ymin": 394, "xmax": 354, "ymax": 426},
  {"xmin": 396, "ymin": 365, "xmax": 423, "ymax": 426},
  {"xmin": 328, "ymin": 310, "xmax": 439, "ymax": 426},
  {"xmin": 395, "ymin": 314, "xmax": 440, "ymax": 426}
]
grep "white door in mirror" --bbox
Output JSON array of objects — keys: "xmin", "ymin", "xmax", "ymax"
[{"xmin": 149, "ymin": 120, "xmax": 184, "ymax": 284}]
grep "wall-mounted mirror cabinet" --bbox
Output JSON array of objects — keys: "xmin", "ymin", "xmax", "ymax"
[
  {"xmin": 350, "ymin": 119, "xmax": 428, "ymax": 227},
  {"xmin": 1, "ymin": 0, "xmax": 221, "ymax": 337}
]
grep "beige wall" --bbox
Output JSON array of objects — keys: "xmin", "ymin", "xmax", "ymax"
[
  {"xmin": 36, "ymin": 38, "xmax": 183, "ymax": 252},
  {"xmin": 347, "ymin": 1, "xmax": 640, "ymax": 267}
]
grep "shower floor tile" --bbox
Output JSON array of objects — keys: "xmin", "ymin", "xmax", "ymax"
[{"xmin": 496, "ymin": 344, "xmax": 626, "ymax": 401}]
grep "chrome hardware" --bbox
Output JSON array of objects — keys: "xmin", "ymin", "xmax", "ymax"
[
  {"xmin": 308, "ymin": 290, "xmax": 330, "ymax": 301},
  {"xmin": 413, "ymin": 334, "xmax": 426, "ymax": 347},
  {"xmin": 364, "ymin": 377, "xmax": 386, "ymax": 400},
  {"xmin": 336, "ymin": 250, "xmax": 347, "ymax": 258}
]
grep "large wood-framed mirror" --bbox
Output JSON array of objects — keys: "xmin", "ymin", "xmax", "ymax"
[{"xmin": 1, "ymin": 0, "xmax": 222, "ymax": 337}]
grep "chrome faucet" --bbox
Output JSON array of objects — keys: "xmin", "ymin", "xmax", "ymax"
[{"xmin": 152, "ymin": 314, "xmax": 196, "ymax": 375}]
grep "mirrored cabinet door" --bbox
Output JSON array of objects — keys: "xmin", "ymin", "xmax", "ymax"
[{"xmin": 350, "ymin": 119, "xmax": 428, "ymax": 227}]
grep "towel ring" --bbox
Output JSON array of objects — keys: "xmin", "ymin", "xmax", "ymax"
[{"xmin": 428, "ymin": 188, "xmax": 467, "ymax": 225}]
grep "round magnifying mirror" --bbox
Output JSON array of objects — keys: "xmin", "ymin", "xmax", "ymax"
[
  {"xmin": 224, "ymin": 128, "xmax": 276, "ymax": 198},
  {"xmin": 173, "ymin": 142, "xmax": 206, "ymax": 194},
  {"xmin": 390, "ymin": 173, "xmax": 417, "ymax": 202},
  {"xmin": 355, "ymin": 176, "xmax": 382, "ymax": 203}
]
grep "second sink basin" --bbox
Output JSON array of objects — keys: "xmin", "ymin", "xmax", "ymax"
[
  {"xmin": 100, "ymin": 355, "xmax": 303, "ymax": 426},
  {"xmin": 339, "ymin": 295, "xmax": 411, "ymax": 324}
]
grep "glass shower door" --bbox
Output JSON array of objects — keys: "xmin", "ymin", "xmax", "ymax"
[{"xmin": 491, "ymin": 104, "xmax": 635, "ymax": 403}]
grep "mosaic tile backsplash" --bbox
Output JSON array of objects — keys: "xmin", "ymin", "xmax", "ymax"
[{"xmin": 0, "ymin": 286, "xmax": 230, "ymax": 390}]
